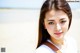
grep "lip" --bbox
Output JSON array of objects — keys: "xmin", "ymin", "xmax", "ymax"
[{"xmin": 54, "ymin": 32, "xmax": 62, "ymax": 35}]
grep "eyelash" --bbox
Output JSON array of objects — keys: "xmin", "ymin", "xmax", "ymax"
[
  {"xmin": 48, "ymin": 22, "xmax": 54, "ymax": 25},
  {"xmin": 48, "ymin": 21, "xmax": 66, "ymax": 25},
  {"xmin": 60, "ymin": 21, "xmax": 66, "ymax": 23}
]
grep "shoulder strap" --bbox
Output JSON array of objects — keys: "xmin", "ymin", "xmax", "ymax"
[{"xmin": 44, "ymin": 41, "xmax": 62, "ymax": 53}]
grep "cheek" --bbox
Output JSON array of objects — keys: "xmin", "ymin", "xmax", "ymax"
[
  {"xmin": 45, "ymin": 24, "xmax": 54, "ymax": 30},
  {"xmin": 62, "ymin": 22, "xmax": 69, "ymax": 31},
  {"xmin": 45, "ymin": 25, "xmax": 54, "ymax": 34}
]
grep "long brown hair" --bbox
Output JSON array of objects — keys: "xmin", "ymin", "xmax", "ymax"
[{"xmin": 37, "ymin": 0, "xmax": 72, "ymax": 48}]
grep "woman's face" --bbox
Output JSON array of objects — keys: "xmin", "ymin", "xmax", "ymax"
[{"xmin": 44, "ymin": 10, "xmax": 69, "ymax": 40}]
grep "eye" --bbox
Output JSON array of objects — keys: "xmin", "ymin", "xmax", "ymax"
[
  {"xmin": 60, "ymin": 20, "xmax": 66, "ymax": 24},
  {"xmin": 48, "ymin": 22, "xmax": 54, "ymax": 25}
]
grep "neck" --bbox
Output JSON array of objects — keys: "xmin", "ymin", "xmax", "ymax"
[{"xmin": 50, "ymin": 37, "xmax": 64, "ymax": 48}]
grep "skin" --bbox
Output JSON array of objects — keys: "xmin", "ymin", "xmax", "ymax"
[{"xmin": 44, "ymin": 10, "xmax": 69, "ymax": 48}]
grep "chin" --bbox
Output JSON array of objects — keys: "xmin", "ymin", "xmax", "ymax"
[{"xmin": 55, "ymin": 35, "xmax": 64, "ymax": 40}]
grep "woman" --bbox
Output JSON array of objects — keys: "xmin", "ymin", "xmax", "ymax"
[{"xmin": 36, "ymin": 0, "xmax": 77, "ymax": 53}]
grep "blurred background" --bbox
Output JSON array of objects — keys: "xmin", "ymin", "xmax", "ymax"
[{"xmin": 0, "ymin": 0, "xmax": 80, "ymax": 53}]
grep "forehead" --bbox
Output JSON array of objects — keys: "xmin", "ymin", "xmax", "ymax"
[{"xmin": 45, "ymin": 10, "xmax": 68, "ymax": 20}]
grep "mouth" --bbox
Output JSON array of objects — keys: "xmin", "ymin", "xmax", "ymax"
[{"xmin": 54, "ymin": 32, "xmax": 63, "ymax": 37}]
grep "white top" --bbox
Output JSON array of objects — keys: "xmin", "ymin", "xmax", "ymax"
[{"xmin": 35, "ymin": 36, "xmax": 78, "ymax": 53}]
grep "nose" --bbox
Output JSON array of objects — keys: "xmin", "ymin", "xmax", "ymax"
[{"xmin": 55, "ymin": 24, "xmax": 61, "ymax": 31}]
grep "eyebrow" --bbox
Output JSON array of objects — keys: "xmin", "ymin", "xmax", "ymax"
[
  {"xmin": 60, "ymin": 18, "xmax": 66, "ymax": 20},
  {"xmin": 47, "ymin": 20, "xmax": 54, "ymax": 21},
  {"xmin": 47, "ymin": 18, "xmax": 66, "ymax": 21}
]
